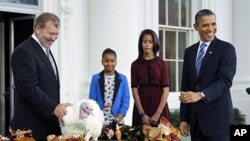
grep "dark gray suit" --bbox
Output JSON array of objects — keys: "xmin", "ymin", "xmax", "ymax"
[
  {"xmin": 180, "ymin": 37, "xmax": 237, "ymax": 139},
  {"xmin": 11, "ymin": 36, "xmax": 61, "ymax": 141}
]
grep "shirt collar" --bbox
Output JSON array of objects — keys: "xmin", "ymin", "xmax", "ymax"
[
  {"xmin": 31, "ymin": 33, "xmax": 47, "ymax": 54},
  {"xmin": 199, "ymin": 41, "xmax": 211, "ymax": 48}
]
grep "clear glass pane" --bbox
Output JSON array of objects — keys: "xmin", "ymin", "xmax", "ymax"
[
  {"xmin": 181, "ymin": 0, "xmax": 191, "ymax": 27},
  {"xmin": 178, "ymin": 31, "xmax": 186, "ymax": 60},
  {"xmin": 178, "ymin": 61, "xmax": 183, "ymax": 91},
  {"xmin": 167, "ymin": 61, "xmax": 176, "ymax": 92},
  {"xmin": 181, "ymin": 0, "xmax": 187, "ymax": 27},
  {"xmin": 168, "ymin": 0, "xmax": 179, "ymax": 26},
  {"xmin": 165, "ymin": 31, "xmax": 176, "ymax": 59},
  {"xmin": 159, "ymin": 0, "xmax": 166, "ymax": 25}
]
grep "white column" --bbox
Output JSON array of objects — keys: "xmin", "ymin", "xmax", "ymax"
[
  {"xmin": 58, "ymin": 0, "xmax": 89, "ymax": 102},
  {"xmin": 144, "ymin": 0, "xmax": 159, "ymax": 31}
]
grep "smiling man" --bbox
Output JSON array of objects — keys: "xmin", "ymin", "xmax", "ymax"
[
  {"xmin": 11, "ymin": 12, "xmax": 71, "ymax": 141},
  {"xmin": 179, "ymin": 9, "xmax": 237, "ymax": 141}
]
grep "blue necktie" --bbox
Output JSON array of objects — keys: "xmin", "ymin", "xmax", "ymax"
[{"xmin": 195, "ymin": 43, "xmax": 207, "ymax": 76}]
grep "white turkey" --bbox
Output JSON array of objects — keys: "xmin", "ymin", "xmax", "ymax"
[{"xmin": 61, "ymin": 99, "xmax": 104, "ymax": 141}]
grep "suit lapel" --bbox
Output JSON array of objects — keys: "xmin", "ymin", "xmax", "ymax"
[
  {"xmin": 199, "ymin": 38, "xmax": 217, "ymax": 77},
  {"xmin": 29, "ymin": 37, "xmax": 58, "ymax": 80},
  {"xmin": 192, "ymin": 42, "xmax": 200, "ymax": 80},
  {"xmin": 47, "ymin": 49, "xmax": 59, "ymax": 79}
]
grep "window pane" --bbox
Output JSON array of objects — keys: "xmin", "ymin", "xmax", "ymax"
[
  {"xmin": 168, "ymin": 0, "xmax": 178, "ymax": 26},
  {"xmin": 159, "ymin": 0, "xmax": 166, "ymax": 25},
  {"xmin": 178, "ymin": 31, "xmax": 186, "ymax": 60},
  {"xmin": 167, "ymin": 61, "xmax": 176, "ymax": 91},
  {"xmin": 181, "ymin": 0, "xmax": 189, "ymax": 27},
  {"xmin": 165, "ymin": 31, "xmax": 176, "ymax": 59}
]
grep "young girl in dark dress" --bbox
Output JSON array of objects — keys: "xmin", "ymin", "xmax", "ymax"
[{"xmin": 131, "ymin": 29, "xmax": 171, "ymax": 127}]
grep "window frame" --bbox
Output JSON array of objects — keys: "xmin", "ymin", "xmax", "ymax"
[{"xmin": 158, "ymin": 0, "xmax": 194, "ymax": 92}]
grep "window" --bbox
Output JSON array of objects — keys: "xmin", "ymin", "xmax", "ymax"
[
  {"xmin": 0, "ymin": 0, "xmax": 39, "ymax": 5},
  {"xmin": 159, "ymin": 0, "xmax": 193, "ymax": 92}
]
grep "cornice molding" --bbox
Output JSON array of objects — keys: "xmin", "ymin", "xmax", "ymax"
[{"xmin": 60, "ymin": 0, "xmax": 73, "ymax": 14}]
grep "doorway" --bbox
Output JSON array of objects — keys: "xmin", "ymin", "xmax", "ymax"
[{"xmin": 0, "ymin": 11, "xmax": 35, "ymax": 136}]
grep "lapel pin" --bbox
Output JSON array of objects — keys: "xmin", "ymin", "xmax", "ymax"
[{"xmin": 209, "ymin": 51, "xmax": 212, "ymax": 54}]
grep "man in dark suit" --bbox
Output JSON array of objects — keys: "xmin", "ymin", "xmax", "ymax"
[
  {"xmin": 11, "ymin": 12, "xmax": 71, "ymax": 141},
  {"xmin": 179, "ymin": 9, "xmax": 237, "ymax": 141}
]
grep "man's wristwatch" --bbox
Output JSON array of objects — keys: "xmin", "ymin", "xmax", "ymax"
[
  {"xmin": 200, "ymin": 92, "xmax": 207, "ymax": 102},
  {"xmin": 200, "ymin": 92, "xmax": 205, "ymax": 97}
]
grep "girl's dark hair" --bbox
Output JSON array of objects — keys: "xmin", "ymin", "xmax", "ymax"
[
  {"xmin": 102, "ymin": 48, "xmax": 117, "ymax": 58},
  {"xmin": 137, "ymin": 29, "xmax": 160, "ymax": 59},
  {"xmin": 195, "ymin": 9, "xmax": 216, "ymax": 24}
]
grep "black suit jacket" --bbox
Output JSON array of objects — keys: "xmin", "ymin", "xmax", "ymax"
[
  {"xmin": 180, "ymin": 37, "xmax": 237, "ymax": 136},
  {"xmin": 11, "ymin": 36, "xmax": 61, "ymax": 140}
]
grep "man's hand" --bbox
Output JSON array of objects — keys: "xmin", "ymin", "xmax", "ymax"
[
  {"xmin": 179, "ymin": 91, "xmax": 203, "ymax": 103},
  {"xmin": 54, "ymin": 102, "xmax": 72, "ymax": 124}
]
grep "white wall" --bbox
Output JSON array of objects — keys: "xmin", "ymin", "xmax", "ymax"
[
  {"xmin": 88, "ymin": 0, "xmax": 139, "ymax": 79},
  {"xmin": 88, "ymin": 0, "xmax": 145, "ymax": 125},
  {"xmin": 214, "ymin": 0, "xmax": 233, "ymax": 42},
  {"xmin": 232, "ymin": 0, "xmax": 250, "ymax": 124}
]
